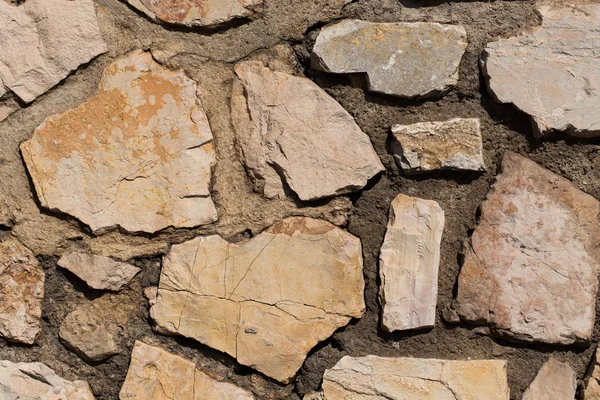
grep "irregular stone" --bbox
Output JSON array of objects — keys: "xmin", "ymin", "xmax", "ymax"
[
  {"xmin": 0, "ymin": 198, "xmax": 12, "ymax": 227},
  {"xmin": 312, "ymin": 20, "xmax": 467, "ymax": 98},
  {"xmin": 379, "ymin": 194, "xmax": 444, "ymax": 332},
  {"xmin": 482, "ymin": 5, "xmax": 600, "ymax": 137},
  {"xmin": 522, "ymin": 359, "xmax": 576, "ymax": 400},
  {"xmin": 58, "ymin": 251, "xmax": 140, "ymax": 291},
  {"xmin": 0, "ymin": 360, "xmax": 94, "ymax": 399},
  {"xmin": 453, "ymin": 151, "xmax": 600, "ymax": 344},
  {"xmin": 144, "ymin": 286, "xmax": 158, "ymax": 307},
  {"xmin": 231, "ymin": 61, "xmax": 384, "ymax": 201},
  {"xmin": 390, "ymin": 118, "xmax": 485, "ymax": 173},
  {"xmin": 150, "ymin": 217, "xmax": 365, "ymax": 383},
  {"xmin": 0, "ymin": 0, "xmax": 106, "ymax": 120},
  {"xmin": 21, "ymin": 50, "xmax": 217, "ymax": 234},
  {"xmin": 120, "ymin": 341, "xmax": 254, "ymax": 399},
  {"xmin": 322, "ymin": 355, "xmax": 510, "ymax": 399},
  {"xmin": 584, "ymin": 349, "xmax": 600, "ymax": 399},
  {"xmin": 0, "ymin": 236, "xmax": 44, "ymax": 344}
]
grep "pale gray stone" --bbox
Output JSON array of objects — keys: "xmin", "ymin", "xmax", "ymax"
[
  {"xmin": 522, "ymin": 359, "xmax": 576, "ymax": 400},
  {"xmin": 58, "ymin": 251, "xmax": 140, "ymax": 291}
]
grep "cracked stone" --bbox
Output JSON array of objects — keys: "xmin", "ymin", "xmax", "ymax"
[
  {"xmin": 120, "ymin": 341, "xmax": 254, "ymax": 399},
  {"xmin": 379, "ymin": 194, "xmax": 445, "ymax": 332},
  {"xmin": 522, "ymin": 359, "xmax": 576, "ymax": 400},
  {"xmin": 150, "ymin": 217, "xmax": 365, "ymax": 383},
  {"xmin": 482, "ymin": 5, "xmax": 600, "ymax": 137},
  {"xmin": 390, "ymin": 118, "xmax": 485, "ymax": 173},
  {"xmin": 312, "ymin": 20, "xmax": 467, "ymax": 98},
  {"xmin": 583, "ymin": 349, "xmax": 600, "ymax": 399},
  {"xmin": 21, "ymin": 50, "xmax": 217, "ymax": 234},
  {"xmin": 231, "ymin": 61, "xmax": 384, "ymax": 201},
  {"xmin": 453, "ymin": 151, "xmax": 600, "ymax": 345},
  {"xmin": 322, "ymin": 355, "xmax": 510, "ymax": 399}
]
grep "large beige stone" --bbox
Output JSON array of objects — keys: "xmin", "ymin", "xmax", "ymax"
[
  {"xmin": 379, "ymin": 195, "xmax": 444, "ymax": 332},
  {"xmin": 120, "ymin": 341, "xmax": 254, "ymax": 399},
  {"xmin": 584, "ymin": 349, "xmax": 600, "ymax": 399},
  {"xmin": 231, "ymin": 61, "xmax": 384, "ymax": 201},
  {"xmin": 522, "ymin": 359, "xmax": 576, "ymax": 400},
  {"xmin": 58, "ymin": 251, "xmax": 140, "ymax": 291},
  {"xmin": 322, "ymin": 356, "xmax": 510, "ymax": 399},
  {"xmin": 150, "ymin": 217, "xmax": 365, "ymax": 383},
  {"xmin": 21, "ymin": 50, "xmax": 217, "ymax": 234},
  {"xmin": 453, "ymin": 151, "xmax": 600, "ymax": 344}
]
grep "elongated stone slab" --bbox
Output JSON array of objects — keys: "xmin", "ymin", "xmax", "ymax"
[
  {"xmin": 522, "ymin": 359, "xmax": 576, "ymax": 400},
  {"xmin": 58, "ymin": 251, "xmax": 140, "ymax": 291},
  {"xmin": 583, "ymin": 349, "xmax": 600, "ymax": 399}
]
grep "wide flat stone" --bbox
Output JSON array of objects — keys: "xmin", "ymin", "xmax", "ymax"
[
  {"xmin": 482, "ymin": 5, "xmax": 600, "ymax": 137},
  {"xmin": 390, "ymin": 118, "xmax": 485, "ymax": 173},
  {"xmin": 379, "ymin": 195, "xmax": 444, "ymax": 332},
  {"xmin": 120, "ymin": 341, "xmax": 254, "ymax": 399},
  {"xmin": 583, "ymin": 349, "xmax": 600, "ymax": 399},
  {"xmin": 21, "ymin": 50, "xmax": 217, "ymax": 234},
  {"xmin": 322, "ymin": 356, "xmax": 510, "ymax": 399},
  {"xmin": 522, "ymin": 359, "xmax": 576, "ymax": 400},
  {"xmin": 150, "ymin": 217, "xmax": 365, "ymax": 383},
  {"xmin": 312, "ymin": 20, "xmax": 467, "ymax": 98},
  {"xmin": 231, "ymin": 61, "xmax": 384, "ymax": 201},
  {"xmin": 58, "ymin": 251, "xmax": 140, "ymax": 291},
  {"xmin": 453, "ymin": 151, "xmax": 600, "ymax": 344}
]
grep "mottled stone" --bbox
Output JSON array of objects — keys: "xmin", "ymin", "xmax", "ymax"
[
  {"xmin": 312, "ymin": 20, "xmax": 467, "ymax": 98},
  {"xmin": 150, "ymin": 217, "xmax": 365, "ymax": 383},
  {"xmin": 379, "ymin": 195, "xmax": 444, "ymax": 332},
  {"xmin": 21, "ymin": 50, "xmax": 217, "ymax": 234},
  {"xmin": 58, "ymin": 251, "xmax": 140, "ymax": 291},
  {"xmin": 390, "ymin": 118, "xmax": 485, "ymax": 173},
  {"xmin": 482, "ymin": 5, "xmax": 600, "ymax": 137},
  {"xmin": 522, "ymin": 359, "xmax": 576, "ymax": 400},
  {"xmin": 584, "ymin": 349, "xmax": 600, "ymax": 399},
  {"xmin": 454, "ymin": 151, "xmax": 600, "ymax": 344}
]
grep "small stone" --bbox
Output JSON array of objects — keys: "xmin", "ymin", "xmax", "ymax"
[
  {"xmin": 303, "ymin": 393, "xmax": 325, "ymax": 400},
  {"xmin": 322, "ymin": 356, "xmax": 510, "ymax": 399},
  {"xmin": 453, "ymin": 151, "xmax": 600, "ymax": 344},
  {"xmin": 482, "ymin": 5, "xmax": 600, "ymax": 137},
  {"xmin": 583, "ymin": 349, "xmax": 600, "ymax": 399},
  {"xmin": 120, "ymin": 341, "xmax": 254, "ymax": 399},
  {"xmin": 144, "ymin": 286, "xmax": 158, "ymax": 307},
  {"xmin": 58, "ymin": 251, "xmax": 140, "ymax": 291},
  {"xmin": 0, "ymin": 360, "xmax": 94, "ymax": 399},
  {"xmin": 379, "ymin": 195, "xmax": 444, "ymax": 332},
  {"xmin": 231, "ymin": 61, "xmax": 383, "ymax": 201},
  {"xmin": 522, "ymin": 359, "xmax": 576, "ymax": 400},
  {"xmin": 390, "ymin": 118, "xmax": 485, "ymax": 173},
  {"xmin": 0, "ymin": 198, "xmax": 12, "ymax": 227},
  {"xmin": 312, "ymin": 20, "xmax": 467, "ymax": 98},
  {"xmin": 0, "ymin": 97, "xmax": 19, "ymax": 121},
  {"xmin": 150, "ymin": 217, "xmax": 365, "ymax": 383}
]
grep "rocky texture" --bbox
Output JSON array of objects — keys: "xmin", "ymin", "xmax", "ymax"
[
  {"xmin": 453, "ymin": 151, "xmax": 600, "ymax": 345},
  {"xmin": 522, "ymin": 359, "xmax": 576, "ymax": 400},
  {"xmin": 322, "ymin": 356, "xmax": 510, "ymax": 399},
  {"xmin": 0, "ymin": 199, "xmax": 12, "ymax": 227},
  {"xmin": 0, "ymin": 236, "xmax": 44, "ymax": 344},
  {"xmin": 482, "ymin": 5, "xmax": 600, "ymax": 138},
  {"xmin": 150, "ymin": 217, "xmax": 365, "ymax": 383},
  {"xmin": 120, "ymin": 341, "xmax": 254, "ymax": 399},
  {"xmin": 379, "ymin": 195, "xmax": 444, "ymax": 332},
  {"xmin": 231, "ymin": 61, "xmax": 383, "ymax": 201},
  {"xmin": 584, "ymin": 349, "xmax": 600, "ymax": 399},
  {"xmin": 21, "ymin": 50, "xmax": 217, "ymax": 234},
  {"xmin": 390, "ymin": 118, "xmax": 485, "ymax": 173},
  {"xmin": 58, "ymin": 250, "xmax": 140, "ymax": 291},
  {"xmin": 0, "ymin": 0, "xmax": 106, "ymax": 121},
  {"xmin": 312, "ymin": 20, "xmax": 468, "ymax": 98}
]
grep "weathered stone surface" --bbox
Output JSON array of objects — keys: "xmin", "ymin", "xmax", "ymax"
[
  {"xmin": 21, "ymin": 50, "xmax": 217, "ymax": 234},
  {"xmin": 584, "ymin": 349, "xmax": 600, "ymax": 399},
  {"xmin": 453, "ymin": 151, "xmax": 600, "ymax": 344},
  {"xmin": 482, "ymin": 5, "xmax": 600, "ymax": 137},
  {"xmin": 390, "ymin": 118, "xmax": 485, "ymax": 173},
  {"xmin": 58, "ymin": 250, "xmax": 140, "ymax": 291},
  {"xmin": 150, "ymin": 217, "xmax": 365, "ymax": 383},
  {"xmin": 522, "ymin": 359, "xmax": 576, "ymax": 400},
  {"xmin": 127, "ymin": 0, "xmax": 263, "ymax": 28},
  {"xmin": 379, "ymin": 195, "xmax": 444, "ymax": 332},
  {"xmin": 322, "ymin": 356, "xmax": 510, "ymax": 399},
  {"xmin": 231, "ymin": 61, "xmax": 384, "ymax": 201},
  {"xmin": 120, "ymin": 341, "xmax": 254, "ymax": 399},
  {"xmin": 0, "ymin": 360, "xmax": 94, "ymax": 399},
  {"xmin": 312, "ymin": 20, "xmax": 467, "ymax": 98},
  {"xmin": 0, "ymin": 0, "xmax": 106, "ymax": 121},
  {"xmin": 0, "ymin": 198, "xmax": 12, "ymax": 227},
  {"xmin": 0, "ymin": 236, "xmax": 44, "ymax": 344}
]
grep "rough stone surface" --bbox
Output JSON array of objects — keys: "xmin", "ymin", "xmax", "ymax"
[
  {"xmin": 58, "ymin": 250, "xmax": 140, "ymax": 291},
  {"xmin": 150, "ymin": 217, "xmax": 365, "ymax": 383},
  {"xmin": 522, "ymin": 359, "xmax": 576, "ymax": 400},
  {"xmin": 21, "ymin": 50, "xmax": 217, "ymax": 234},
  {"xmin": 312, "ymin": 20, "xmax": 468, "ymax": 98},
  {"xmin": 390, "ymin": 118, "xmax": 485, "ymax": 173},
  {"xmin": 231, "ymin": 61, "xmax": 384, "ymax": 201},
  {"xmin": 482, "ymin": 5, "xmax": 600, "ymax": 138},
  {"xmin": 322, "ymin": 356, "xmax": 510, "ymax": 399},
  {"xmin": 379, "ymin": 194, "xmax": 445, "ymax": 332},
  {"xmin": 120, "ymin": 341, "xmax": 254, "ymax": 399},
  {"xmin": 453, "ymin": 151, "xmax": 600, "ymax": 345},
  {"xmin": 584, "ymin": 349, "xmax": 600, "ymax": 400}
]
